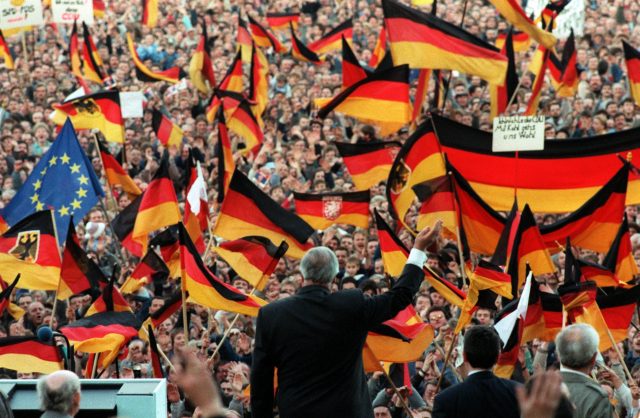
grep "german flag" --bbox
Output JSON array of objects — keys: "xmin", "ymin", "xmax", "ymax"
[
  {"xmin": 623, "ymin": 41, "xmax": 640, "ymax": 107},
  {"xmin": 82, "ymin": 22, "xmax": 108, "ymax": 85},
  {"xmin": 183, "ymin": 153, "xmax": 208, "ymax": 253},
  {"xmin": 146, "ymin": 288, "xmax": 182, "ymax": 329},
  {"xmin": 0, "ymin": 30, "xmax": 14, "ymax": 70},
  {"xmin": 535, "ymin": 0, "xmax": 570, "ymax": 30},
  {"xmin": 335, "ymin": 141, "xmax": 400, "ymax": 191},
  {"xmin": 227, "ymin": 97, "xmax": 264, "ymax": 154},
  {"xmin": 142, "ymin": 0, "xmax": 158, "ymax": 27},
  {"xmin": 387, "ymin": 120, "xmax": 446, "ymax": 228},
  {"xmin": 455, "ymin": 260, "xmax": 512, "ymax": 333},
  {"xmin": 369, "ymin": 26, "xmax": 387, "ymax": 69},
  {"xmin": 308, "ymin": 19, "xmax": 353, "ymax": 57},
  {"xmin": 248, "ymin": 42, "xmax": 269, "ymax": 117},
  {"xmin": 216, "ymin": 109, "xmax": 235, "ymax": 203},
  {"xmin": 494, "ymin": 271, "xmax": 532, "ymax": 378},
  {"xmin": 149, "ymin": 225, "xmax": 180, "ymax": 279},
  {"xmin": 449, "ymin": 163, "xmax": 506, "ymax": 255},
  {"xmin": 432, "ymin": 114, "xmax": 640, "ymax": 213},
  {"xmin": 294, "ymin": 190, "xmax": 370, "ymax": 230},
  {"xmin": 214, "ymin": 170, "xmax": 315, "ymax": 259},
  {"xmin": 342, "ymin": 36, "xmax": 369, "ymax": 89},
  {"xmin": 213, "ymin": 237, "xmax": 288, "ymax": 290},
  {"xmin": 266, "ymin": 12, "xmax": 299, "ymax": 32},
  {"xmin": 490, "ymin": 28, "xmax": 519, "ymax": 119},
  {"xmin": 85, "ymin": 277, "xmax": 132, "ymax": 316},
  {"xmin": 131, "ymin": 156, "xmax": 181, "ymax": 250},
  {"xmin": 579, "ymin": 259, "xmax": 627, "ymax": 288},
  {"xmin": 127, "ymin": 34, "xmax": 183, "ymax": 84},
  {"xmin": 412, "ymin": 69, "xmax": 431, "ymax": 122},
  {"xmin": 486, "ymin": 0, "xmax": 556, "ymax": 49},
  {"xmin": 0, "ymin": 275, "xmax": 23, "ymax": 319},
  {"xmin": 364, "ymin": 305, "xmax": 434, "ymax": 369},
  {"xmin": 0, "ymin": 210, "xmax": 61, "ymax": 291},
  {"xmin": 179, "ymin": 223, "xmax": 265, "ymax": 316},
  {"xmin": 540, "ymin": 165, "xmax": 628, "ymax": 254},
  {"xmin": 505, "ymin": 205, "xmax": 555, "ymax": 295},
  {"xmin": 412, "ymin": 175, "xmax": 457, "ymax": 239},
  {"xmin": 524, "ymin": 48, "xmax": 550, "ymax": 116},
  {"xmin": 596, "ymin": 285, "xmax": 640, "ymax": 343},
  {"xmin": 151, "ymin": 109, "xmax": 183, "ymax": 147},
  {"xmin": 237, "ymin": 15, "xmax": 253, "ymax": 63},
  {"xmin": 205, "ymin": 51, "xmax": 244, "ymax": 123},
  {"xmin": 374, "ymin": 210, "xmax": 466, "ymax": 307},
  {"xmin": 247, "ymin": 15, "xmax": 285, "ymax": 52},
  {"xmin": 68, "ymin": 23, "xmax": 82, "ymax": 79},
  {"xmin": 553, "ymin": 30, "xmax": 578, "ymax": 98},
  {"xmin": 558, "ymin": 280, "xmax": 612, "ymax": 351},
  {"xmin": 97, "ymin": 139, "xmax": 141, "ymax": 198},
  {"xmin": 290, "ymin": 23, "xmax": 322, "ymax": 64},
  {"xmin": 0, "ymin": 336, "xmax": 62, "ymax": 374},
  {"xmin": 603, "ymin": 216, "xmax": 639, "ymax": 283},
  {"xmin": 112, "ymin": 195, "xmax": 144, "ymax": 257},
  {"xmin": 383, "ymin": 0, "xmax": 508, "ymax": 85},
  {"xmin": 93, "ymin": 0, "xmax": 105, "ymax": 19},
  {"xmin": 375, "ymin": 210, "xmax": 411, "ymax": 278},
  {"xmin": 548, "ymin": 51, "xmax": 563, "ymax": 92},
  {"xmin": 59, "ymin": 221, "xmax": 107, "ymax": 300},
  {"xmin": 51, "ymin": 90, "xmax": 124, "ymax": 143},
  {"xmin": 189, "ymin": 26, "xmax": 216, "ymax": 94},
  {"xmin": 317, "ymin": 65, "xmax": 412, "ymax": 136},
  {"xmin": 495, "ymin": 29, "xmax": 530, "ymax": 52},
  {"xmin": 147, "ymin": 325, "xmax": 164, "ymax": 378},
  {"xmin": 121, "ymin": 250, "xmax": 169, "ymax": 294},
  {"xmin": 61, "ymin": 311, "xmax": 141, "ymax": 366}
]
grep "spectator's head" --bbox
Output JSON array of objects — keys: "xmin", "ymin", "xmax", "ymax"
[
  {"xmin": 37, "ymin": 370, "xmax": 81, "ymax": 416},
  {"xmin": 555, "ymin": 323, "xmax": 599, "ymax": 372},
  {"xmin": 300, "ymin": 247, "xmax": 339, "ymax": 285},
  {"xmin": 462, "ymin": 325, "xmax": 501, "ymax": 370},
  {"xmin": 373, "ymin": 405, "xmax": 392, "ymax": 418},
  {"xmin": 426, "ymin": 306, "xmax": 449, "ymax": 330}
]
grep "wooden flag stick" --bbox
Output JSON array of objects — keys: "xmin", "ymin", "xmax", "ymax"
[
  {"xmin": 379, "ymin": 364, "xmax": 414, "ymax": 417},
  {"xmin": 435, "ymin": 332, "xmax": 459, "ymax": 393}
]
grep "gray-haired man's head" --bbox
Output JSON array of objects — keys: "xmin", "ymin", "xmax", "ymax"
[
  {"xmin": 37, "ymin": 370, "xmax": 81, "ymax": 416},
  {"xmin": 555, "ymin": 323, "xmax": 599, "ymax": 370},
  {"xmin": 300, "ymin": 247, "xmax": 339, "ymax": 285}
]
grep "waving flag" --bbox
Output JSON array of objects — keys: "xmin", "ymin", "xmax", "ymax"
[
  {"xmin": 121, "ymin": 250, "xmax": 169, "ymax": 294},
  {"xmin": 97, "ymin": 139, "xmax": 141, "ymax": 198},
  {"xmin": 603, "ymin": 216, "xmax": 639, "ymax": 283},
  {"xmin": 85, "ymin": 277, "xmax": 132, "ymax": 316},
  {"xmin": 142, "ymin": 0, "xmax": 158, "ymax": 27},
  {"xmin": 189, "ymin": 26, "xmax": 216, "ymax": 94},
  {"xmin": 214, "ymin": 170, "xmax": 315, "ymax": 259},
  {"xmin": 0, "ymin": 336, "xmax": 62, "ymax": 374},
  {"xmin": 184, "ymin": 156, "xmax": 208, "ymax": 253},
  {"xmin": 342, "ymin": 36, "xmax": 369, "ymax": 88},
  {"xmin": 524, "ymin": 48, "xmax": 550, "ymax": 116},
  {"xmin": 335, "ymin": 141, "xmax": 400, "ymax": 191},
  {"xmin": 248, "ymin": 43, "xmax": 269, "ymax": 117},
  {"xmin": 82, "ymin": 22, "xmax": 108, "ymax": 85},
  {"xmin": 383, "ymin": 0, "xmax": 508, "ymax": 85},
  {"xmin": 0, "ymin": 30, "xmax": 14, "ymax": 69},
  {"xmin": 490, "ymin": 28, "xmax": 519, "ymax": 119},
  {"xmin": 412, "ymin": 175, "xmax": 457, "ymax": 240},
  {"xmin": 369, "ymin": 26, "xmax": 387, "ymax": 68},
  {"xmin": 0, "ymin": 275, "xmax": 23, "ymax": 319},
  {"xmin": 51, "ymin": 90, "xmax": 124, "ymax": 143},
  {"xmin": 294, "ymin": 190, "xmax": 370, "ymax": 230},
  {"xmin": 290, "ymin": 24, "xmax": 322, "ymax": 64},
  {"xmin": 266, "ymin": 12, "xmax": 299, "ymax": 31},
  {"xmin": 237, "ymin": 15, "xmax": 253, "ymax": 63},
  {"xmin": 622, "ymin": 41, "xmax": 640, "ymax": 107},
  {"xmin": 308, "ymin": 19, "xmax": 353, "ymax": 57},
  {"xmin": 495, "ymin": 29, "xmax": 530, "ymax": 52},
  {"xmin": 248, "ymin": 15, "xmax": 285, "ymax": 52},
  {"xmin": 152, "ymin": 109, "xmax": 183, "ymax": 147},
  {"xmin": 216, "ymin": 108, "xmax": 235, "ymax": 203},
  {"xmin": 552, "ymin": 30, "xmax": 578, "ymax": 97},
  {"xmin": 1, "ymin": 120, "xmax": 103, "ymax": 245},
  {"xmin": 486, "ymin": 0, "xmax": 556, "ymax": 48},
  {"xmin": 127, "ymin": 34, "xmax": 184, "ymax": 84},
  {"xmin": 112, "ymin": 195, "xmax": 144, "ymax": 257}
]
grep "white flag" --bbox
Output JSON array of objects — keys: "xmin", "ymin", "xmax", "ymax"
[{"xmin": 187, "ymin": 161, "xmax": 208, "ymax": 215}]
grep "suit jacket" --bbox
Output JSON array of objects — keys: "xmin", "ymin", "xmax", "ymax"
[
  {"xmin": 561, "ymin": 370, "xmax": 613, "ymax": 418},
  {"xmin": 250, "ymin": 263, "xmax": 424, "ymax": 418},
  {"xmin": 432, "ymin": 371, "xmax": 520, "ymax": 418}
]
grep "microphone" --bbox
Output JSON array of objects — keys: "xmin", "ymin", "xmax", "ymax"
[{"xmin": 37, "ymin": 325, "xmax": 54, "ymax": 342}]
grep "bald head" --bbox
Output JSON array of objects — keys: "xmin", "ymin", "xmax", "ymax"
[{"xmin": 37, "ymin": 370, "xmax": 81, "ymax": 416}]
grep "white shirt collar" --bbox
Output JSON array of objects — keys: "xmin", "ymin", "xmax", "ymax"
[{"xmin": 560, "ymin": 365, "xmax": 590, "ymax": 378}]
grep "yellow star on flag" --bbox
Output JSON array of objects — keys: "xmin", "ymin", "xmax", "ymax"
[
  {"xmin": 30, "ymin": 193, "xmax": 39, "ymax": 204},
  {"xmin": 71, "ymin": 199, "xmax": 82, "ymax": 210},
  {"xmin": 35, "ymin": 202, "xmax": 45, "ymax": 211},
  {"xmin": 78, "ymin": 175, "xmax": 88, "ymax": 185},
  {"xmin": 33, "ymin": 179, "xmax": 42, "ymax": 190},
  {"xmin": 70, "ymin": 163, "xmax": 81, "ymax": 174},
  {"xmin": 58, "ymin": 206, "xmax": 70, "ymax": 216},
  {"xmin": 60, "ymin": 153, "xmax": 71, "ymax": 164},
  {"xmin": 76, "ymin": 188, "xmax": 87, "ymax": 198},
  {"xmin": 49, "ymin": 156, "xmax": 57, "ymax": 166}
]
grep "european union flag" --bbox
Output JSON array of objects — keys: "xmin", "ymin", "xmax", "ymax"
[{"xmin": 1, "ymin": 119, "xmax": 104, "ymax": 244}]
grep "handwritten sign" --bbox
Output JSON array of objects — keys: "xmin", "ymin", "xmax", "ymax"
[
  {"xmin": 0, "ymin": 0, "xmax": 43, "ymax": 29},
  {"xmin": 492, "ymin": 116, "xmax": 545, "ymax": 152},
  {"xmin": 52, "ymin": 0, "xmax": 93, "ymax": 25}
]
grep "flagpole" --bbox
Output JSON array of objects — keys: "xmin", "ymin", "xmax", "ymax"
[
  {"xmin": 378, "ymin": 364, "xmax": 414, "ymax": 418},
  {"xmin": 605, "ymin": 326, "xmax": 635, "ymax": 383},
  {"xmin": 90, "ymin": 353, "xmax": 100, "ymax": 379},
  {"xmin": 180, "ymin": 279, "xmax": 190, "ymax": 343},
  {"xmin": 142, "ymin": 326, "xmax": 176, "ymax": 372},
  {"xmin": 434, "ymin": 332, "xmax": 459, "ymax": 393},
  {"xmin": 208, "ymin": 287, "xmax": 258, "ymax": 362}
]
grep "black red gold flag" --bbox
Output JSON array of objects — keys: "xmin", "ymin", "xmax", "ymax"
[
  {"xmin": 142, "ymin": 0, "xmax": 158, "ymax": 27},
  {"xmin": 82, "ymin": 22, "xmax": 108, "ymax": 85},
  {"xmin": 0, "ymin": 275, "xmax": 23, "ymax": 319},
  {"xmin": 127, "ymin": 33, "xmax": 184, "ymax": 84},
  {"xmin": 97, "ymin": 139, "xmax": 141, "ymax": 198},
  {"xmin": 0, "ymin": 336, "xmax": 63, "ymax": 374},
  {"xmin": 248, "ymin": 15, "xmax": 286, "ymax": 52},
  {"xmin": 335, "ymin": 141, "xmax": 400, "ymax": 191},
  {"xmin": 412, "ymin": 175, "xmax": 456, "ymax": 239},
  {"xmin": 0, "ymin": 30, "xmax": 14, "ymax": 69},
  {"xmin": 216, "ymin": 108, "xmax": 235, "ymax": 203},
  {"xmin": 60, "ymin": 220, "xmax": 107, "ymax": 300},
  {"xmin": 342, "ymin": 36, "xmax": 369, "ymax": 89},
  {"xmin": 213, "ymin": 170, "xmax": 315, "ymax": 259},
  {"xmin": 317, "ymin": 64, "xmax": 412, "ymax": 136},
  {"xmin": 495, "ymin": 29, "xmax": 530, "ymax": 52},
  {"xmin": 623, "ymin": 41, "xmax": 640, "ymax": 107},
  {"xmin": 486, "ymin": 0, "xmax": 556, "ymax": 48},
  {"xmin": 189, "ymin": 25, "xmax": 216, "ymax": 94},
  {"xmin": 596, "ymin": 285, "xmax": 640, "ymax": 343},
  {"xmin": 266, "ymin": 12, "xmax": 299, "ymax": 32},
  {"xmin": 112, "ymin": 194, "xmax": 144, "ymax": 257},
  {"xmin": 290, "ymin": 23, "xmax": 322, "ymax": 64},
  {"xmin": 148, "ymin": 325, "xmax": 165, "ymax": 378},
  {"xmin": 602, "ymin": 216, "xmax": 639, "ymax": 283},
  {"xmin": 368, "ymin": 26, "xmax": 386, "ymax": 68},
  {"xmin": 121, "ymin": 250, "xmax": 169, "ymax": 294},
  {"xmin": 151, "ymin": 109, "xmax": 183, "ymax": 147},
  {"xmin": 383, "ymin": 0, "xmax": 508, "ymax": 85},
  {"xmin": 237, "ymin": 14, "xmax": 253, "ymax": 63},
  {"xmin": 85, "ymin": 277, "xmax": 132, "ymax": 316},
  {"xmin": 294, "ymin": 190, "xmax": 370, "ymax": 230},
  {"xmin": 490, "ymin": 27, "xmax": 519, "ymax": 119},
  {"xmin": 308, "ymin": 19, "xmax": 353, "ymax": 57}
]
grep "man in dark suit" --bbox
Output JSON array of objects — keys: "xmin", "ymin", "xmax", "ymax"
[
  {"xmin": 250, "ymin": 222, "xmax": 442, "ymax": 418},
  {"xmin": 432, "ymin": 326, "xmax": 520, "ymax": 418}
]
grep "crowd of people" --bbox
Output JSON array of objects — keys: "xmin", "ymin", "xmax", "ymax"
[{"xmin": 0, "ymin": 0, "xmax": 639, "ymax": 416}]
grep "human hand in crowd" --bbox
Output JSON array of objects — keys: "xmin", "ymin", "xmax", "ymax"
[
  {"xmin": 236, "ymin": 332, "xmax": 252, "ymax": 355},
  {"xmin": 174, "ymin": 347, "xmax": 225, "ymax": 418},
  {"xmin": 413, "ymin": 220, "xmax": 443, "ymax": 252},
  {"xmin": 516, "ymin": 370, "xmax": 562, "ymax": 418}
]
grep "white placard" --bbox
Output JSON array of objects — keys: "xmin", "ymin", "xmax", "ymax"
[
  {"xmin": 120, "ymin": 92, "xmax": 144, "ymax": 118},
  {"xmin": 0, "ymin": 0, "xmax": 44, "ymax": 29},
  {"xmin": 492, "ymin": 116, "xmax": 545, "ymax": 152},
  {"xmin": 52, "ymin": 0, "xmax": 93, "ymax": 25}
]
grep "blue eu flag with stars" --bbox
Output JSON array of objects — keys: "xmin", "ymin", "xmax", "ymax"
[{"xmin": 1, "ymin": 119, "xmax": 104, "ymax": 244}]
